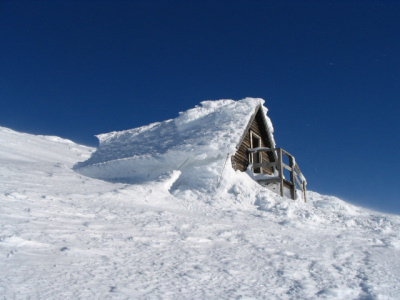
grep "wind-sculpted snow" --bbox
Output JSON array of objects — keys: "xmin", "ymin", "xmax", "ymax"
[
  {"xmin": 74, "ymin": 98, "xmax": 275, "ymax": 189},
  {"xmin": 1, "ymin": 127, "xmax": 400, "ymax": 299}
]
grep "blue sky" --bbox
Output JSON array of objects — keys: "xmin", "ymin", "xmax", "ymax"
[{"xmin": 1, "ymin": 0, "xmax": 399, "ymax": 213}]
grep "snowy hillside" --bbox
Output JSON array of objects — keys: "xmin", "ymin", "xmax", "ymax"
[{"xmin": 1, "ymin": 126, "xmax": 400, "ymax": 299}]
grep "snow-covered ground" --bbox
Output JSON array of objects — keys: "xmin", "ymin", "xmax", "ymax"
[{"xmin": 1, "ymin": 126, "xmax": 400, "ymax": 299}]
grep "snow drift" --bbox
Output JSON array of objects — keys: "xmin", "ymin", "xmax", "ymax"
[
  {"xmin": 1, "ymin": 122, "xmax": 400, "ymax": 299},
  {"xmin": 74, "ymin": 98, "xmax": 276, "ymax": 193}
]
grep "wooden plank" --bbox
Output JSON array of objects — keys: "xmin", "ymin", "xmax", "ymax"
[
  {"xmin": 283, "ymin": 179, "xmax": 293, "ymax": 187},
  {"xmin": 248, "ymin": 147, "xmax": 275, "ymax": 152},
  {"xmin": 252, "ymin": 162, "xmax": 278, "ymax": 169},
  {"xmin": 282, "ymin": 164, "xmax": 292, "ymax": 171},
  {"xmin": 278, "ymin": 148, "xmax": 284, "ymax": 197},
  {"xmin": 295, "ymin": 164, "xmax": 305, "ymax": 179},
  {"xmin": 281, "ymin": 149, "xmax": 293, "ymax": 157},
  {"xmin": 289, "ymin": 156, "xmax": 296, "ymax": 200},
  {"xmin": 256, "ymin": 177, "xmax": 281, "ymax": 183},
  {"xmin": 294, "ymin": 174, "xmax": 302, "ymax": 188},
  {"xmin": 303, "ymin": 182, "xmax": 307, "ymax": 203}
]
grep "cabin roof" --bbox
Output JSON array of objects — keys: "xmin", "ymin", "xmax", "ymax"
[{"xmin": 75, "ymin": 98, "xmax": 276, "ymax": 182}]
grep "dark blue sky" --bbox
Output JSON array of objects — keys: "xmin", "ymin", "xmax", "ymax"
[{"xmin": 1, "ymin": 0, "xmax": 399, "ymax": 213}]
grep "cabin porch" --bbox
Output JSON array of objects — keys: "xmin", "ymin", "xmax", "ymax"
[{"xmin": 247, "ymin": 147, "xmax": 307, "ymax": 202}]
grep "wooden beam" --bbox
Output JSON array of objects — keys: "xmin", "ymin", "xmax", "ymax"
[
  {"xmin": 247, "ymin": 147, "xmax": 275, "ymax": 152},
  {"xmin": 289, "ymin": 156, "xmax": 296, "ymax": 200},
  {"xmin": 251, "ymin": 162, "xmax": 278, "ymax": 169},
  {"xmin": 278, "ymin": 148, "xmax": 284, "ymax": 197},
  {"xmin": 282, "ymin": 164, "xmax": 292, "ymax": 171},
  {"xmin": 256, "ymin": 178, "xmax": 281, "ymax": 183},
  {"xmin": 294, "ymin": 174, "xmax": 302, "ymax": 189}
]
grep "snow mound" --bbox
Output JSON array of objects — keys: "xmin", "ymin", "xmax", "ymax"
[
  {"xmin": 74, "ymin": 98, "xmax": 275, "ymax": 192},
  {"xmin": 0, "ymin": 126, "xmax": 93, "ymax": 165}
]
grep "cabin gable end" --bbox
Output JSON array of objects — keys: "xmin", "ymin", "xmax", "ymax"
[{"xmin": 231, "ymin": 106, "xmax": 275, "ymax": 174}]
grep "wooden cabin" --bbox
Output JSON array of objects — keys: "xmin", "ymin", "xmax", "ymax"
[
  {"xmin": 231, "ymin": 104, "xmax": 307, "ymax": 201},
  {"xmin": 75, "ymin": 97, "xmax": 306, "ymax": 201}
]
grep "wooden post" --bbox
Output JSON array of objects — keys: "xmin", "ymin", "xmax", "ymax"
[
  {"xmin": 303, "ymin": 182, "xmax": 307, "ymax": 203},
  {"xmin": 278, "ymin": 148, "xmax": 284, "ymax": 197},
  {"xmin": 247, "ymin": 150, "xmax": 252, "ymax": 172},
  {"xmin": 289, "ymin": 156, "xmax": 296, "ymax": 200}
]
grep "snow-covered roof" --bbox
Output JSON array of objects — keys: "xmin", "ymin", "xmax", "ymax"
[{"xmin": 75, "ymin": 98, "xmax": 275, "ymax": 188}]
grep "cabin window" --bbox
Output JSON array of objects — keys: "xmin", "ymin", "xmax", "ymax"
[{"xmin": 250, "ymin": 131, "xmax": 262, "ymax": 173}]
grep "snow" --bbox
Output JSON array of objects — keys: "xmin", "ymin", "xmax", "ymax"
[
  {"xmin": 1, "ymin": 120, "xmax": 400, "ymax": 299},
  {"xmin": 74, "ymin": 98, "xmax": 275, "ymax": 193}
]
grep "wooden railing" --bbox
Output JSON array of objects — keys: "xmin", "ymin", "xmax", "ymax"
[{"xmin": 247, "ymin": 147, "xmax": 307, "ymax": 202}]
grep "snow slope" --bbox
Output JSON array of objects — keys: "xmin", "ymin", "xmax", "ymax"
[{"xmin": 1, "ymin": 126, "xmax": 400, "ymax": 299}]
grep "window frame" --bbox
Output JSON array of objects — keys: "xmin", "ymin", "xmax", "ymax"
[{"xmin": 250, "ymin": 131, "xmax": 262, "ymax": 173}]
